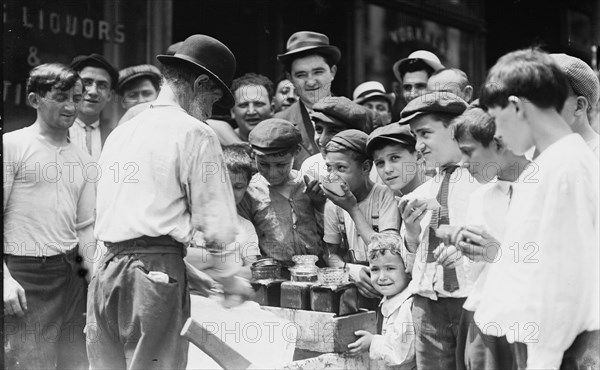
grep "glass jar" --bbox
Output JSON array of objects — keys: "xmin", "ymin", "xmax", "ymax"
[
  {"xmin": 288, "ymin": 255, "xmax": 318, "ymax": 283},
  {"xmin": 317, "ymin": 267, "xmax": 349, "ymax": 286},
  {"xmin": 250, "ymin": 258, "xmax": 281, "ymax": 281}
]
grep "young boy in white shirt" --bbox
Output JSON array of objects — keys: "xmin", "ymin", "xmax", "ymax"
[
  {"xmin": 347, "ymin": 233, "xmax": 415, "ymax": 369},
  {"xmin": 478, "ymin": 48, "xmax": 599, "ymax": 369}
]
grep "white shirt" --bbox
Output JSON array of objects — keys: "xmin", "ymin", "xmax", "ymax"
[
  {"xmin": 400, "ymin": 167, "xmax": 482, "ymax": 299},
  {"xmin": 475, "ymin": 134, "xmax": 600, "ymax": 369},
  {"xmin": 462, "ymin": 179, "xmax": 512, "ymax": 312},
  {"xmin": 369, "ymin": 289, "xmax": 416, "ymax": 368},
  {"xmin": 95, "ymin": 102, "xmax": 239, "ymax": 251},
  {"xmin": 69, "ymin": 118, "xmax": 102, "ymax": 162}
]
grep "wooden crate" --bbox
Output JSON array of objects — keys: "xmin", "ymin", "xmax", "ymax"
[{"xmin": 263, "ymin": 306, "xmax": 376, "ymax": 353}]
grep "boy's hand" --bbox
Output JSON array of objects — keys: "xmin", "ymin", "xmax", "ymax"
[
  {"xmin": 347, "ymin": 330, "xmax": 373, "ymax": 354},
  {"xmin": 321, "ymin": 182, "xmax": 357, "ymax": 213},
  {"xmin": 399, "ymin": 198, "xmax": 427, "ymax": 241},
  {"xmin": 455, "ymin": 225, "xmax": 501, "ymax": 263},
  {"xmin": 433, "ymin": 244, "xmax": 463, "ymax": 268},
  {"xmin": 303, "ymin": 175, "xmax": 326, "ymax": 210}
]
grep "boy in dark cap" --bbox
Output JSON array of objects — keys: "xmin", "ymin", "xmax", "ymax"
[
  {"xmin": 300, "ymin": 96, "xmax": 370, "ymax": 181},
  {"xmin": 238, "ymin": 118, "xmax": 326, "ymax": 267},
  {"xmin": 321, "ymin": 129, "xmax": 400, "ymax": 299},
  {"xmin": 476, "ymin": 48, "xmax": 599, "ymax": 369},
  {"xmin": 69, "ymin": 53, "xmax": 118, "ymax": 161},
  {"xmin": 366, "ymin": 123, "xmax": 430, "ymax": 197},
  {"xmin": 116, "ymin": 64, "xmax": 161, "ymax": 124},
  {"xmin": 397, "ymin": 92, "xmax": 480, "ymax": 369}
]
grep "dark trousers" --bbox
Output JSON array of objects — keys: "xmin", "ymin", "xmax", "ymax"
[
  {"xmin": 458, "ymin": 309, "xmax": 515, "ymax": 370},
  {"xmin": 412, "ymin": 295, "xmax": 467, "ymax": 370},
  {"xmin": 86, "ymin": 240, "xmax": 190, "ymax": 370},
  {"xmin": 3, "ymin": 249, "xmax": 88, "ymax": 370}
]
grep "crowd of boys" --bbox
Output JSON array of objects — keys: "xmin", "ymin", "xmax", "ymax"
[{"xmin": 4, "ymin": 28, "xmax": 599, "ymax": 370}]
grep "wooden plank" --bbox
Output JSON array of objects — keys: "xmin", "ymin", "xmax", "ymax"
[{"xmin": 181, "ymin": 317, "xmax": 253, "ymax": 369}]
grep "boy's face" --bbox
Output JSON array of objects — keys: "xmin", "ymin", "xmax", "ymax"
[
  {"xmin": 229, "ymin": 171, "xmax": 250, "ymax": 205},
  {"xmin": 255, "ymin": 151, "xmax": 294, "ymax": 187},
  {"xmin": 410, "ymin": 114, "xmax": 461, "ymax": 168},
  {"xmin": 121, "ymin": 77, "xmax": 158, "ymax": 110},
  {"xmin": 487, "ymin": 104, "xmax": 534, "ymax": 156},
  {"xmin": 369, "ymin": 251, "xmax": 408, "ymax": 298},
  {"xmin": 79, "ymin": 66, "xmax": 114, "ymax": 119},
  {"xmin": 325, "ymin": 151, "xmax": 369, "ymax": 194},
  {"xmin": 231, "ymin": 84, "xmax": 273, "ymax": 139},
  {"xmin": 457, "ymin": 134, "xmax": 503, "ymax": 183},
  {"xmin": 372, "ymin": 144, "xmax": 420, "ymax": 193},
  {"xmin": 314, "ymin": 120, "xmax": 343, "ymax": 154},
  {"xmin": 362, "ymin": 97, "xmax": 391, "ymax": 118},
  {"xmin": 35, "ymin": 81, "xmax": 84, "ymax": 130},
  {"xmin": 402, "ymin": 70, "xmax": 429, "ymax": 102}
]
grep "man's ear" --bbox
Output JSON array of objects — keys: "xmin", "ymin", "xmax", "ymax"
[
  {"xmin": 361, "ymin": 159, "xmax": 372, "ymax": 174},
  {"xmin": 574, "ymin": 96, "xmax": 589, "ymax": 117},
  {"xmin": 193, "ymin": 74, "xmax": 210, "ymax": 93},
  {"xmin": 28, "ymin": 92, "xmax": 41, "ymax": 109},
  {"xmin": 493, "ymin": 136, "xmax": 505, "ymax": 153},
  {"xmin": 106, "ymin": 89, "xmax": 114, "ymax": 102},
  {"xmin": 330, "ymin": 65, "xmax": 337, "ymax": 80},
  {"xmin": 463, "ymin": 85, "xmax": 474, "ymax": 103}
]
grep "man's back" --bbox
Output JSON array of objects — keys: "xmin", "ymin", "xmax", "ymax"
[{"xmin": 95, "ymin": 103, "xmax": 238, "ymax": 245}]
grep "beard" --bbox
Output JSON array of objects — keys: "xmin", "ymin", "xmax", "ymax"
[{"xmin": 187, "ymin": 97, "xmax": 212, "ymax": 121}]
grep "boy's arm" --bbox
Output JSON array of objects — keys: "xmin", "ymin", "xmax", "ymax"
[{"xmin": 76, "ymin": 169, "xmax": 97, "ymax": 282}]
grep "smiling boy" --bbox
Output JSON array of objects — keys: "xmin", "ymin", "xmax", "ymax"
[
  {"xmin": 477, "ymin": 48, "xmax": 599, "ymax": 369},
  {"xmin": 396, "ymin": 92, "xmax": 481, "ymax": 369},
  {"xmin": 238, "ymin": 118, "xmax": 326, "ymax": 267}
]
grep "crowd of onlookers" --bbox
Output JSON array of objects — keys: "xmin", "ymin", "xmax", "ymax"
[{"xmin": 3, "ymin": 29, "xmax": 599, "ymax": 370}]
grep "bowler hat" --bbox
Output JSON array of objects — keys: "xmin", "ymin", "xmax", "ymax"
[
  {"xmin": 248, "ymin": 118, "xmax": 302, "ymax": 155},
  {"xmin": 277, "ymin": 31, "xmax": 341, "ymax": 65},
  {"xmin": 550, "ymin": 53, "xmax": 600, "ymax": 107},
  {"xmin": 157, "ymin": 34, "xmax": 236, "ymax": 108},
  {"xmin": 393, "ymin": 50, "xmax": 444, "ymax": 82},
  {"xmin": 311, "ymin": 96, "xmax": 368, "ymax": 131},
  {"xmin": 70, "ymin": 53, "xmax": 119, "ymax": 89},
  {"xmin": 352, "ymin": 81, "xmax": 395, "ymax": 106},
  {"xmin": 366, "ymin": 124, "xmax": 416, "ymax": 157},
  {"xmin": 398, "ymin": 92, "xmax": 468, "ymax": 125},
  {"xmin": 118, "ymin": 64, "xmax": 162, "ymax": 93}
]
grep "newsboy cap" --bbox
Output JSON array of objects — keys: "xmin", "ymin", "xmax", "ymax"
[
  {"xmin": 393, "ymin": 50, "xmax": 444, "ymax": 82},
  {"xmin": 118, "ymin": 64, "xmax": 162, "ymax": 93},
  {"xmin": 248, "ymin": 118, "xmax": 302, "ymax": 155},
  {"xmin": 311, "ymin": 96, "xmax": 368, "ymax": 131},
  {"xmin": 398, "ymin": 92, "xmax": 468, "ymax": 125},
  {"xmin": 328, "ymin": 129, "xmax": 368, "ymax": 155},
  {"xmin": 366, "ymin": 124, "xmax": 416, "ymax": 156},
  {"xmin": 550, "ymin": 53, "xmax": 600, "ymax": 107},
  {"xmin": 157, "ymin": 34, "xmax": 236, "ymax": 108},
  {"xmin": 277, "ymin": 31, "xmax": 341, "ymax": 65},
  {"xmin": 70, "ymin": 53, "xmax": 119, "ymax": 89}
]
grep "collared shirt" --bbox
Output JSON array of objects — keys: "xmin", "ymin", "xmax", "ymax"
[
  {"xmin": 462, "ymin": 179, "xmax": 512, "ymax": 312},
  {"xmin": 475, "ymin": 134, "xmax": 600, "ymax": 369},
  {"xmin": 369, "ymin": 289, "xmax": 416, "ymax": 368},
  {"xmin": 324, "ymin": 183, "xmax": 400, "ymax": 264},
  {"xmin": 3, "ymin": 126, "xmax": 95, "ymax": 256},
  {"xmin": 69, "ymin": 118, "xmax": 102, "ymax": 161},
  {"xmin": 237, "ymin": 171, "xmax": 324, "ymax": 265},
  {"xmin": 95, "ymin": 102, "xmax": 239, "ymax": 251},
  {"xmin": 400, "ymin": 166, "xmax": 482, "ymax": 299}
]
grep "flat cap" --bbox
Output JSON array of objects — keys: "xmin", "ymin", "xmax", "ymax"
[
  {"xmin": 327, "ymin": 129, "xmax": 368, "ymax": 155},
  {"xmin": 248, "ymin": 118, "xmax": 302, "ymax": 155},
  {"xmin": 550, "ymin": 53, "xmax": 600, "ymax": 106},
  {"xmin": 398, "ymin": 92, "xmax": 468, "ymax": 125},
  {"xmin": 118, "ymin": 64, "xmax": 162, "ymax": 92},
  {"xmin": 70, "ymin": 53, "xmax": 119, "ymax": 89},
  {"xmin": 311, "ymin": 96, "xmax": 368, "ymax": 131},
  {"xmin": 366, "ymin": 124, "xmax": 416, "ymax": 156}
]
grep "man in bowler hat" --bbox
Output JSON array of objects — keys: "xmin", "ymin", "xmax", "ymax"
[
  {"xmin": 87, "ymin": 34, "xmax": 251, "ymax": 369},
  {"xmin": 275, "ymin": 31, "xmax": 341, "ymax": 169}
]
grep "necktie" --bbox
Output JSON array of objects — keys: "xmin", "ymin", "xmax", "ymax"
[
  {"xmin": 427, "ymin": 166, "xmax": 460, "ymax": 292},
  {"xmin": 84, "ymin": 125, "xmax": 93, "ymax": 155}
]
